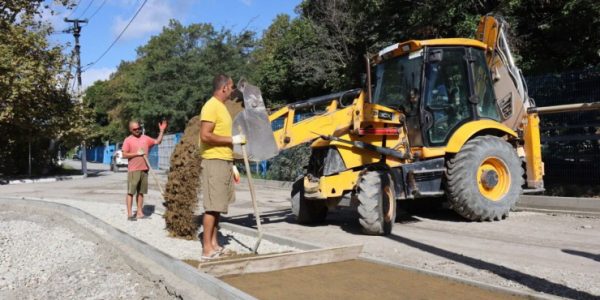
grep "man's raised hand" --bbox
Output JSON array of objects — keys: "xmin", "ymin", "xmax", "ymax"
[{"xmin": 158, "ymin": 120, "xmax": 168, "ymax": 132}]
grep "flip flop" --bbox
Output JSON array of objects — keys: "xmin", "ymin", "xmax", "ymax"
[
  {"xmin": 200, "ymin": 251, "xmax": 222, "ymax": 262},
  {"xmin": 127, "ymin": 216, "xmax": 137, "ymax": 221},
  {"xmin": 136, "ymin": 215, "xmax": 150, "ymax": 219}
]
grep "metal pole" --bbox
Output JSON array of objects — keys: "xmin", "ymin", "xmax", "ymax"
[
  {"xmin": 237, "ymin": 125, "xmax": 263, "ymax": 253},
  {"xmin": 528, "ymin": 102, "xmax": 600, "ymax": 115},
  {"xmin": 365, "ymin": 55, "xmax": 372, "ymax": 103},
  {"xmin": 65, "ymin": 18, "xmax": 88, "ymax": 177}
]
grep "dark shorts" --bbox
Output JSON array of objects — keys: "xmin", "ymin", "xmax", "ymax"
[
  {"xmin": 201, "ymin": 159, "xmax": 235, "ymax": 213},
  {"xmin": 127, "ymin": 170, "xmax": 148, "ymax": 195}
]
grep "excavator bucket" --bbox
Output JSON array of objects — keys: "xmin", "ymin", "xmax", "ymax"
[{"xmin": 233, "ymin": 80, "xmax": 279, "ymax": 161}]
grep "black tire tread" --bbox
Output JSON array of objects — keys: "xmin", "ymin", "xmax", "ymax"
[
  {"xmin": 291, "ymin": 179, "xmax": 327, "ymax": 224},
  {"xmin": 357, "ymin": 171, "xmax": 395, "ymax": 235},
  {"xmin": 446, "ymin": 136, "xmax": 523, "ymax": 221}
]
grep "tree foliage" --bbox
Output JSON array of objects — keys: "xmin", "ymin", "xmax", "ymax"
[
  {"xmin": 84, "ymin": 20, "xmax": 255, "ymax": 142},
  {"xmin": 287, "ymin": 0, "xmax": 600, "ymax": 97},
  {"xmin": 0, "ymin": 0, "xmax": 87, "ymax": 176}
]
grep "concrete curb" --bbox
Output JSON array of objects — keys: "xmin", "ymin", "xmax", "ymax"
[
  {"xmin": 4, "ymin": 175, "xmax": 85, "ymax": 185},
  {"xmin": 0, "ymin": 197, "xmax": 256, "ymax": 300},
  {"xmin": 518, "ymin": 195, "xmax": 600, "ymax": 215}
]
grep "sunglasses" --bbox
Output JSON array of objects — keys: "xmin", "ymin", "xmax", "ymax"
[{"xmin": 132, "ymin": 127, "xmax": 142, "ymax": 131}]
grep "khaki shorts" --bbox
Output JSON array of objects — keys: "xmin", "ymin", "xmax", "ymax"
[
  {"xmin": 127, "ymin": 170, "xmax": 148, "ymax": 195},
  {"xmin": 201, "ymin": 159, "xmax": 235, "ymax": 213}
]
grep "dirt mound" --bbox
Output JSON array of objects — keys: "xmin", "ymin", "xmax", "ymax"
[
  {"xmin": 163, "ymin": 100, "xmax": 243, "ymax": 239},
  {"xmin": 163, "ymin": 116, "xmax": 202, "ymax": 239}
]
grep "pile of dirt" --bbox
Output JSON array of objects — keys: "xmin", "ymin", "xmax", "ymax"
[
  {"xmin": 163, "ymin": 116, "xmax": 202, "ymax": 239},
  {"xmin": 163, "ymin": 99, "xmax": 243, "ymax": 239}
]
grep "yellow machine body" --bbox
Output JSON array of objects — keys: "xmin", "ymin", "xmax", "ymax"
[{"xmin": 264, "ymin": 15, "xmax": 583, "ymax": 234}]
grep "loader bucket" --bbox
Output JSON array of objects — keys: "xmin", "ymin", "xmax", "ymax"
[{"xmin": 233, "ymin": 80, "xmax": 279, "ymax": 161}]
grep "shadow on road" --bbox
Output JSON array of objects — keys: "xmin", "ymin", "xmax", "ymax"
[
  {"xmin": 386, "ymin": 233, "xmax": 598, "ymax": 299},
  {"xmin": 224, "ymin": 206, "xmax": 472, "ymax": 232},
  {"xmin": 142, "ymin": 205, "xmax": 155, "ymax": 217},
  {"xmin": 224, "ymin": 209, "xmax": 296, "ymax": 228},
  {"xmin": 197, "ymin": 231, "xmax": 238, "ymax": 250},
  {"xmin": 562, "ymin": 249, "xmax": 600, "ymax": 262}
]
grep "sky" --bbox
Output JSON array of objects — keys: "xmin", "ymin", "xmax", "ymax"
[{"xmin": 42, "ymin": 0, "xmax": 300, "ymax": 89}]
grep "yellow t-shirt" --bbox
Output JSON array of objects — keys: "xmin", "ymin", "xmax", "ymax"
[{"xmin": 199, "ymin": 97, "xmax": 233, "ymax": 160}]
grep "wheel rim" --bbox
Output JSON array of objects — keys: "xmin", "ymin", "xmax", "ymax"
[{"xmin": 477, "ymin": 157, "xmax": 511, "ymax": 201}]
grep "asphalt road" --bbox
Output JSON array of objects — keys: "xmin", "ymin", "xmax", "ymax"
[{"xmin": 1, "ymin": 160, "xmax": 599, "ymax": 299}]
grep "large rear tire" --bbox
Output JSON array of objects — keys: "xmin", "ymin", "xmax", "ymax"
[
  {"xmin": 446, "ymin": 136, "xmax": 523, "ymax": 221},
  {"xmin": 357, "ymin": 170, "xmax": 396, "ymax": 235},
  {"xmin": 290, "ymin": 178, "xmax": 328, "ymax": 224}
]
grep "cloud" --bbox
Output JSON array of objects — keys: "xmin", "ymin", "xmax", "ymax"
[
  {"xmin": 240, "ymin": 0, "xmax": 252, "ymax": 6},
  {"xmin": 111, "ymin": 0, "xmax": 192, "ymax": 41},
  {"xmin": 82, "ymin": 67, "xmax": 116, "ymax": 90}
]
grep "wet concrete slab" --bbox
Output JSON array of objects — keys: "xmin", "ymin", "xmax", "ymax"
[{"xmin": 221, "ymin": 259, "xmax": 527, "ymax": 300}]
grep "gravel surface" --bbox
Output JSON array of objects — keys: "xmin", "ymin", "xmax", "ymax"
[
  {"xmin": 0, "ymin": 209, "xmax": 176, "ymax": 300},
  {"xmin": 22, "ymin": 198, "xmax": 299, "ymax": 260}
]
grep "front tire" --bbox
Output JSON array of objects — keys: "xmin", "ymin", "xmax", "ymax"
[
  {"xmin": 446, "ymin": 136, "xmax": 523, "ymax": 221},
  {"xmin": 290, "ymin": 178, "xmax": 328, "ymax": 224},
  {"xmin": 357, "ymin": 170, "xmax": 396, "ymax": 235}
]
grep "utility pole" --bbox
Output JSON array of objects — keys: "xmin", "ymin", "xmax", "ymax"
[{"xmin": 64, "ymin": 18, "xmax": 88, "ymax": 177}]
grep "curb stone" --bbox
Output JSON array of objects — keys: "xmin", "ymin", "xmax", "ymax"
[{"xmin": 0, "ymin": 197, "xmax": 255, "ymax": 300}]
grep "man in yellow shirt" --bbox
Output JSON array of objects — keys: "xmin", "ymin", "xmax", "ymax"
[{"xmin": 199, "ymin": 74, "xmax": 245, "ymax": 260}]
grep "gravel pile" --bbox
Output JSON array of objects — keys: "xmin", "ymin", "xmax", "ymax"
[{"xmin": 0, "ymin": 210, "xmax": 176, "ymax": 300}]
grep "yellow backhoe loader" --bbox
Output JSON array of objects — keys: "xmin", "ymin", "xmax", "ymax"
[{"xmin": 234, "ymin": 15, "xmax": 600, "ymax": 235}]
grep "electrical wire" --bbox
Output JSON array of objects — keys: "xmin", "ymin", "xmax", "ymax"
[
  {"xmin": 76, "ymin": 0, "xmax": 96, "ymax": 19},
  {"xmin": 83, "ymin": 0, "xmax": 148, "ymax": 70},
  {"xmin": 86, "ymin": 0, "xmax": 107, "ymax": 21}
]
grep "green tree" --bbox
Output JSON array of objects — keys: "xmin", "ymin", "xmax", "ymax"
[
  {"xmin": 84, "ymin": 20, "xmax": 256, "ymax": 143},
  {"xmin": 297, "ymin": 0, "xmax": 600, "ymax": 78},
  {"xmin": 0, "ymin": 0, "xmax": 85, "ymax": 176}
]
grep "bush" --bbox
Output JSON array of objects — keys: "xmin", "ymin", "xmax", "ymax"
[{"xmin": 266, "ymin": 144, "xmax": 311, "ymax": 181}]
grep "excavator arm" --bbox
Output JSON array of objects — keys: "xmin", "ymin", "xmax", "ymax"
[{"xmin": 268, "ymin": 89, "xmax": 361, "ymax": 151}]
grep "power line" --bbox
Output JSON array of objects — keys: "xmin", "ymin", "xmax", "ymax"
[
  {"xmin": 77, "ymin": 0, "xmax": 96, "ymax": 19},
  {"xmin": 83, "ymin": 0, "xmax": 148, "ymax": 70},
  {"xmin": 86, "ymin": 0, "xmax": 107, "ymax": 21}
]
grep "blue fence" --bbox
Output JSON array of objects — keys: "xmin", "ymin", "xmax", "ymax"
[
  {"xmin": 81, "ymin": 132, "xmax": 270, "ymax": 176},
  {"xmin": 82, "ymin": 133, "xmax": 180, "ymax": 171},
  {"xmin": 83, "ymin": 142, "xmax": 161, "ymax": 169}
]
